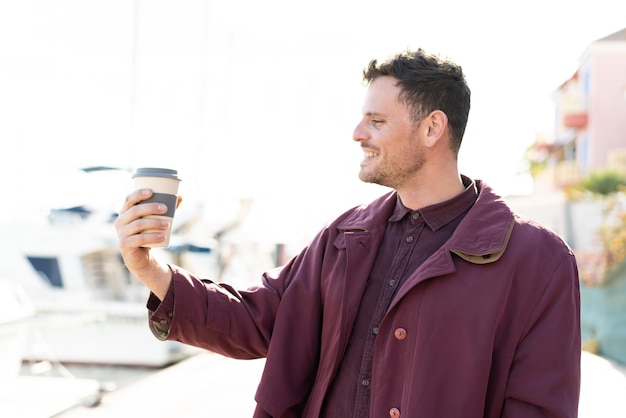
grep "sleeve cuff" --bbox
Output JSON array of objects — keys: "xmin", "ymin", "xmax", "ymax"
[{"xmin": 146, "ymin": 274, "xmax": 176, "ymax": 341}]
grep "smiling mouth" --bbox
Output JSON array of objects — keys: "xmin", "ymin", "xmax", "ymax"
[{"xmin": 363, "ymin": 151, "xmax": 379, "ymax": 159}]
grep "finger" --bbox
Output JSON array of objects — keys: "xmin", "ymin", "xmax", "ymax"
[
  {"xmin": 119, "ymin": 229, "xmax": 166, "ymax": 251},
  {"xmin": 117, "ymin": 217, "xmax": 170, "ymax": 249},
  {"xmin": 120, "ymin": 189, "xmax": 154, "ymax": 213},
  {"xmin": 115, "ymin": 205, "xmax": 169, "ymax": 236},
  {"xmin": 116, "ymin": 189, "xmax": 166, "ymax": 228},
  {"xmin": 129, "ymin": 216, "xmax": 170, "ymax": 237}
]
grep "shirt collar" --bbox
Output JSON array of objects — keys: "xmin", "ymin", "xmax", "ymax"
[{"xmin": 389, "ymin": 176, "xmax": 478, "ymax": 231}]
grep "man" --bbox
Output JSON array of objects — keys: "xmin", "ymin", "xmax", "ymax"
[{"xmin": 115, "ymin": 49, "xmax": 581, "ymax": 417}]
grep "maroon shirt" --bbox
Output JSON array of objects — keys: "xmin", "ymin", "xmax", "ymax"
[{"xmin": 321, "ymin": 183, "xmax": 477, "ymax": 417}]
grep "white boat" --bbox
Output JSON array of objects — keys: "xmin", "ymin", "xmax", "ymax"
[
  {"xmin": 0, "ymin": 280, "xmax": 35, "ymax": 389},
  {"xmin": 0, "ymin": 166, "xmax": 205, "ymax": 368},
  {"xmin": 1, "ymin": 219, "xmax": 201, "ymax": 368},
  {"xmin": 0, "ymin": 279, "xmax": 103, "ymax": 417}
]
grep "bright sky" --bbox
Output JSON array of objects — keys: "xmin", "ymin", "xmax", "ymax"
[{"xmin": 1, "ymin": 0, "xmax": 624, "ymax": 244}]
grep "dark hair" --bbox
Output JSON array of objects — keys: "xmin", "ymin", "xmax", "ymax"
[{"xmin": 363, "ymin": 49, "xmax": 471, "ymax": 155}]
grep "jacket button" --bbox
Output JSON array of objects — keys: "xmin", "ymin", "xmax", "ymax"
[
  {"xmin": 394, "ymin": 328, "xmax": 407, "ymax": 340},
  {"xmin": 389, "ymin": 407, "xmax": 400, "ymax": 417}
]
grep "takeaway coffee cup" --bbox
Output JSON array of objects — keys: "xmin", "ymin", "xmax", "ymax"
[{"xmin": 132, "ymin": 167, "xmax": 181, "ymax": 248}]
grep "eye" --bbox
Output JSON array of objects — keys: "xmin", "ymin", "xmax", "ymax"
[{"xmin": 371, "ymin": 119, "xmax": 384, "ymax": 126}]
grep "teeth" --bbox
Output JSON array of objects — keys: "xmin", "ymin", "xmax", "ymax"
[{"xmin": 364, "ymin": 151, "xmax": 378, "ymax": 158}]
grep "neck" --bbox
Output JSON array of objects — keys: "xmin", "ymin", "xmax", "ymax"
[{"xmin": 397, "ymin": 169, "xmax": 465, "ymax": 210}]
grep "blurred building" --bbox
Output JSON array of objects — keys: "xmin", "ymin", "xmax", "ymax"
[
  {"xmin": 528, "ymin": 27, "xmax": 626, "ymax": 366},
  {"xmin": 510, "ymin": 28, "xmax": 626, "ymax": 248},
  {"xmin": 529, "ymin": 27, "xmax": 626, "ymax": 190}
]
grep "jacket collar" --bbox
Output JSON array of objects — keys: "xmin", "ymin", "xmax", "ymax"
[
  {"xmin": 336, "ymin": 179, "xmax": 515, "ymax": 265},
  {"xmin": 449, "ymin": 179, "xmax": 515, "ymax": 264}
]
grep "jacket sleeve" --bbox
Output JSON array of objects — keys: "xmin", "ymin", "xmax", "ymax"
[
  {"xmin": 148, "ymin": 264, "xmax": 287, "ymax": 359},
  {"xmin": 502, "ymin": 252, "xmax": 581, "ymax": 417}
]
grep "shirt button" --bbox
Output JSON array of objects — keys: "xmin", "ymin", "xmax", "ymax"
[
  {"xmin": 406, "ymin": 235, "xmax": 414, "ymax": 243},
  {"xmin": 389, "ymin": 407, "xmax": 401, "ymax": 417},
  {"xmin": 372, "ymin": 327, "xmax": 379, "ymax": 335},
  {"xmin": 412, "ymin": 212, "xmax": 420, "ymax": 219},
  {"xmin": 388, "ymin": 279, "xmax": 396, "ymax": 287},
  {"xmin": 167, "ymin": 311, "xmax": 174, "ymax": 318},
  {"xmin": 361, "ymin": 378, "xmax": 370, "ymax": 387},
  {"xmin": 394, "ymin": 328, "xmax": 407, "ymax": 340}
]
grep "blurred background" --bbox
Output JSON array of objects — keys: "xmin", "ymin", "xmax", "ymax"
[
  {"xmin": 0, "ymin": 0, "xmax": 623, "ymax": 242},
  {"xmin": 1, "ymin": 1, "xmax": 626, "ymax": 416}
]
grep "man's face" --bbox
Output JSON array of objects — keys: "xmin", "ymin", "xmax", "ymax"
[{"xmin": 353, "ymin": 76, "xmax": 425, "ymax": 190}]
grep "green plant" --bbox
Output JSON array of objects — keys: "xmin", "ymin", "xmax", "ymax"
[
  {"xmin": 579, "ymin": 170, "xmax": 626, "ymax": 196},
  {"xmin": 575, "ymin": 170, "xmax": 626, "ymax": 286}
]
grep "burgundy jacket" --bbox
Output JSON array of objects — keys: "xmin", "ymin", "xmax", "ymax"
[{"xmin": 149, "ymin": 180, "xmax": 581, "ymax": 417}]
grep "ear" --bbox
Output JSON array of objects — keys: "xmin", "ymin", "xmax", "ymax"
[{"xmin": 423, "ymin": 110, "xmax": 448, "ymax": 148}]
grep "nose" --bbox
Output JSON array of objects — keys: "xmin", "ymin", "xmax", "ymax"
[{"xmin": 353, "ymin": 119, "xmax": 367, "ymax": 143}]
